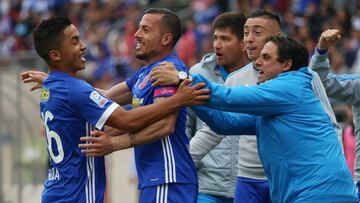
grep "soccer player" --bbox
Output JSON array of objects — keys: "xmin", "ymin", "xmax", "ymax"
[
  {"xmin": 310, "ymin": 29, "xmax": 360, "ymax": 200},
  {"xmin": 79, "ymin": 8, "xmax": 199, "ymax": 203},
  {"xmin": 190, "ymin": 35, "xmax": 358, "ymax": 202},
  {"xmin": 29, "ymin": 16, "xmax": 208, "ymax": 203}
]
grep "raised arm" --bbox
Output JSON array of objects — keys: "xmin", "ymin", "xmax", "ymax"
[{"xmin": 310, "ymin": 29, "xmax": 360, "ymax": 105}]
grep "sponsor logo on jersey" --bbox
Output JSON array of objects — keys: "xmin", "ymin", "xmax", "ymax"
[
  {"xmin": 138, "ymin": 74, "xmax": 151, "ymax": 89},
  {"xmin": 89, "ymin": 91, "xmax": 108, "ymax": 108},
  {"xmin": 41, "ymin": 88, "xmax": 50, "ymax": 102},
  {"xmin": 154, "ymin": 87, "xmax": 176, "ymax": 97},
  {"xmin": 132, "ymin": 96, "xmax": 144, "ymax": 108}
]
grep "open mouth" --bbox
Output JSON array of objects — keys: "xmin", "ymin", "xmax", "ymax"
[
  {"xmin": 247, "ymin": 46, "xmax": 256, "ymax": 51},
  {"xmin": 136, "ymin": 42, "xmax": 143, "ymax": 50},
  {"xmin": 80, "ymin": 53, "xmax": 86, "ymax": 61},
  {"xmin": 215, "ymin": 52, "xmax": 223, "ymax": 58}
]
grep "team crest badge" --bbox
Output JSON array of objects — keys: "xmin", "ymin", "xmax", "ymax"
[{"xmin": 41, "ymin": 88, "xmax": 50, "ymax": 102}]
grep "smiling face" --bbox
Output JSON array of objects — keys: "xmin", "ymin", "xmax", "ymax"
[
  {"xmin": 213, "ymin": 27, "xmax": 245, "ymax": 69},
  {"xmin": 243, "ymin": 17, "xmax": 280, "ymax": 62},
  {"xmin": 57, "ymin": 24, "xmax": 86, "ymax": 74},
  {"xmin": 134, "ymin": 13, "xmax": 164, "ymax": 63},
  {"xmin": 255, "ymin": 41, "xmax": 290, "ymax": 84}
]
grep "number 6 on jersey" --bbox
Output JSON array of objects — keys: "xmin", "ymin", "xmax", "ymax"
[{"xmin": 41, "ymin": 111, "xmax": 64, "ymax": 163}]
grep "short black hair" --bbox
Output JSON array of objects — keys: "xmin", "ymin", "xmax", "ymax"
[
  {"xmin": 32, "ymin": 16, "xmax": 71, "ymax": 63},
  {"xmin": 212, "ymin": 12, "xmax": 247, "ymax": 39},
  {"xmin": 144, "ymin": 8, "xmax": 182, "ymax": 47},
  {"xmin": 266, "ymin": 35, "xmax": 308, "ymax": 71},
  {"xmin": 248, "ymin": 10, "xmax": 281, "ymax": 28}
]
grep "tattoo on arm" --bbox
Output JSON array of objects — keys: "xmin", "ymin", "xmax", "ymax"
[{"xmin": 129, "ymin": 133, "xmax": 137, "ymax": 147}]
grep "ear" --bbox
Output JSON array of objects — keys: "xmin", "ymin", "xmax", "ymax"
[
  {"xmin": 273, "ymin": 31, "xmax": 283, "ymax": 37},
  {"xmin": 161, "ymin": 33, "xmax": 173, "ymax": 46},
  {"xmin": 282, "ymin": 59, "xmax": 293, "ymax": 72},
  {"xmin": 48, "ymin": 50, "xmax": 61, "ymax": 62}
]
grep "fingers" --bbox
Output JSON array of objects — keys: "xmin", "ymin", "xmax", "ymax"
[
  {"xmin": 318, "ymin": 29, "xmax": 341, "ymax": 50},
  {"xmin": 178, "ymin": 79, "xmax": 193, "ymax": 88},
  {"xmin": 20, "ymin": 72, "xmax": 29, "ymax": 81},
  {"xmin": 182, "ymin": 79, "xmax": 192, "ymax": 86},
  {"xmin": 80, "ymin": 148, "xmax": 100, "ymax": 153},
  {"xmin": 195, "ymin": 95, "xmax": 210, "ymax": 101},
  {"xmin": 151, "ymin": 80, "xmax": 161, "ymax": 88},
  {"xmin": 21, "ymin": 77, "xmax": 36, "ymax": 83},
  {"xmin": 78, "ymin": 142, "xmax": 101, "ymax": 149},
  {"xmin": 190, "ymin": 82, "xmax": 207, "ymax": 90},
  {"xmin": 195, "ymin": 88, "xmax": 211, "ymax": 95},
  {"xmin": 323, "ymin": 29, "xmax": 341, "ymax": 41},
  {"xmin": 151, "ymin": 67, "xmax": 159, "ymax": 76},
  {"xmin": 150, "ymin": 74, "xmax": 157, "ymax": 82},
  {"xmin": 90, "ymin": 130, "xmax": 103, "ymax": 137},
  {"xmin": 187, "ymin": 95, "xmax": 210, "ymax": 106},
  {"xmin": 80, "ymin": 136, "xmax": 98, "ymax": 142},
  {"xmin": 30, "ymin": 84, "xmax": 42, "ymax": 91},
  {"xmin": 150, "ymin": 68, "xmax": 160, "ymax": 86},
  {"xmin": 157, "ymin": 61, "xmax": 172, "ymax": 68},
  {"xmin": 20, "ymin": 70, "xmax": 46, "ymax": 79},
  {"xmin": 80, "ymin": 148, "xmax": 103, "ymax": 157},
  {"xmin": 79, "ymin": 138, "xmax": 104, "ymax": 157}
]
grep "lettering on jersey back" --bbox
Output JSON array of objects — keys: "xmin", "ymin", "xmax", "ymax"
[{"xmin": 48, "ymin": 167, "xmax": 60, "ymax": 181}]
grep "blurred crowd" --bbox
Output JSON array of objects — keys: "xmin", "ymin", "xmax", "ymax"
[{"xmin": 0, "ymin": 0, "xmax": 359, "ymax": 87}]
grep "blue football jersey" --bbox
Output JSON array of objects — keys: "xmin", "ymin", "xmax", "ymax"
[
  {"xmin": 126, "ymin": 54, "xmax": 197, "ymax": 188},
  {"xmin": 40, "ymin": 72, "xmax": 119, "ymax": 203}
]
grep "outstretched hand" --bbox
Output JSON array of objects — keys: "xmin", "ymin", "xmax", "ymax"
[
  {"xmin": 317, "ymin": 29, "xmax": 341, "ymax": 50},
  {"xmin": 150, "ymin": 61, "xmax": 179, "ymax": 87},
  {"xmin": 20, "ymin": 70, "xmax": 48, "ymax": 91},
  {"xmin": 79, "ymin": 130, "xmax": 115, "ymax": 157},
  {"xmin": 175, "ymin": 79, "xmax": 210, "ymax": 106}
]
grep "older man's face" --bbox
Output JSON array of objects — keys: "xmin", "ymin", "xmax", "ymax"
[{"xmin": 255, "ymin": 41, "xmax": 289, "ymax": 84}]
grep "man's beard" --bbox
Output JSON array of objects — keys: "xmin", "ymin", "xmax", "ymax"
[{"xmin": 135, "ymin": 52, "xmax": 146, "ymax": 60}]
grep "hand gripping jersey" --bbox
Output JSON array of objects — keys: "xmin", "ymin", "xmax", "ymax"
[
  {"xmin": 40, "ymin": 72, "xmax": 118, "ymax": 203},
  {"xmin": 126, "ymin": 54, "xmax": 197, "ymax": 189}
]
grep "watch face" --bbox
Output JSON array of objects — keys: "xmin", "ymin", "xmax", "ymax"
[{"xmin": 178, "ymin": 71, "xmax": 188, "ymax": 80}]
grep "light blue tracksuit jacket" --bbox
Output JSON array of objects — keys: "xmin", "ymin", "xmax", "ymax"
[{"xmin": 191, "ymin": 67, "xmax": 357, "ymax": 203}]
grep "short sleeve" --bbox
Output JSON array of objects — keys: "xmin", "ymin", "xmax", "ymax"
[
  {"xmin": 126, "ymin": 69, "xmax": 142, "ymax": 90},
  {"xmin": 68, "ymin": 80, "xmax": 119, "ymax": 130}
]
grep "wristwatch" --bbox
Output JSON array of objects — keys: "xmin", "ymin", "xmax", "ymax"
[{"xmin": 177, "ymin": 71, "xmax": 188, "ymax": 86}]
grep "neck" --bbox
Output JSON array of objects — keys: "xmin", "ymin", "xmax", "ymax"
[
  {"xmin": 49, "ymin": 65, "xmax": 77, "ymax": 77},
  {"xmin": 224, "ymin": 55, "xmax": 250, "ymax": 73},
  {"xmin": 144, "ymin": 49, "xmax": 172, "ymax": 66}
]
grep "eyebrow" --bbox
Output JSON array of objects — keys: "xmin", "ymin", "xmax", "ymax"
[
  {"xmin": 244, "ymin": 25, "xmax": 265, "ymax": 29},
  {"xmin": 140, "ymin": 24, "xmax": 151, "ymax": 30}
]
